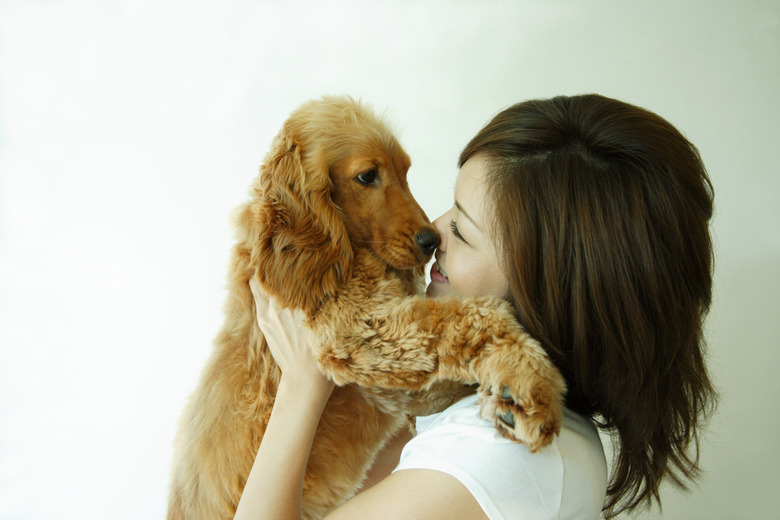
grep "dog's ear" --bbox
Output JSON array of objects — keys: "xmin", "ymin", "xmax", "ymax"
[{"xmin": 251, "ymin": 128, "xmax": 353, "ymax": 315}]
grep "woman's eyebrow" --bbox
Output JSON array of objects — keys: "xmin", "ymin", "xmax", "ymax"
[{"xmin": 455, "ymin": 201, "xmax": 482, "ymax": 232}]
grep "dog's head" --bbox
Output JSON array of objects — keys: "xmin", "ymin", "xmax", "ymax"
[{"xmin": 251, "ymin": 96, "xmax": 438, "ymax": 313}]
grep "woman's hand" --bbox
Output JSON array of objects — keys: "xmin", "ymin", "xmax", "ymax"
[
  {"xmin": 236, "ymin": 279, "xmax": 335, "ymax": 520},
  {"xmin": 250, "ymin": 277, "xmax": 334, "ymax": 394}
]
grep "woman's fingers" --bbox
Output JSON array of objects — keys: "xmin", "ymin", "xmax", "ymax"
[
  {"xmin": 249, "ymin": 277, "xmax": 269, "ymax": 318},
  {"xmin": 248, "ymin": 277, "xmax": 319, "ymax": 379},
  {"xmin": 250, "ymin": 277, "xmax": 300, "ymax": 339}
]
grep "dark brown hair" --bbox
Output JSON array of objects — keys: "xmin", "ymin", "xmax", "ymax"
[{"xmin": 459, "ymin": 94, "xmax": 717, "ymax": 517}]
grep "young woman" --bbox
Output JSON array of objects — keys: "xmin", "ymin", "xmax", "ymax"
[{"xmin": 235, "ymin": 94, "xmax": 717, "ymax": 520}]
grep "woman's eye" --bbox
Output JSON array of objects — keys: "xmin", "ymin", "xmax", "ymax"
[
  {"xmin": 450, "ymin": 220, "xmax": 468, "ymax": 243},
  {"xmin": 356, "ymin": 169, "xmax": 378, "ymax": 185}
]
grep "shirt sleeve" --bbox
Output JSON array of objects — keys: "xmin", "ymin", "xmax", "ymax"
[{"xmin": 393, "ymin": 414, "xmax": 564, "ymax": 520}]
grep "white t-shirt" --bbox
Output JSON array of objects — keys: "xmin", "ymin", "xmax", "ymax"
[{"xmin": 393, "ymin": 394, "xmax": 608, "ymax": 520}]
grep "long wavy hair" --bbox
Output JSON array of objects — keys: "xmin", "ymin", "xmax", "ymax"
[{"xmin": 459, "ymin": 94, "xmax": 717, "ymax": 517}]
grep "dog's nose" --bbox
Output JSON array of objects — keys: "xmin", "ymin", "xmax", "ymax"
[{"xmin": 415, "ymin": 229, "xmax": 441, "ymax": 256}]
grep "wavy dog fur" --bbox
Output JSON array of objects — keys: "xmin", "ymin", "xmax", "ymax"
[{"xmin": 167, "ymin": 96, "xmax": 566, "ymax": 520}]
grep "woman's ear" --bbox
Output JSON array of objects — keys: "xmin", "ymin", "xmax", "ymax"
[{"xmin": 251, "ymin": 129, "xmax": 353, "ymax": 315}]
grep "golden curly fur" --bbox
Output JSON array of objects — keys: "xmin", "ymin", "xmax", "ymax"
[{"xmin": 167, "ymin": 96, "xmax": 566, "ymax": 520}]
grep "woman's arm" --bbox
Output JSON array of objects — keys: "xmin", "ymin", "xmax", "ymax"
[
  {"xmin": 234, "ymin": 377, "xmax": 333, "ymax": 520},
  {"xmin": 234, "ymin": 280, "xmax": 335, "ymax": 520},
  {"xmin": 326, "ymin": 469, "xmax": 488, "ymax": 520}
]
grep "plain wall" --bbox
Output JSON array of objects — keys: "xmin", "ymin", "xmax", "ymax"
[{"xmin": 1, "ymin": 1, "xmax": 778, "ymax": 518}]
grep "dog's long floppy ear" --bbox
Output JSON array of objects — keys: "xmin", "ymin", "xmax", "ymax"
[{"xmin": 252, "ymin": 127, "xmax": 353, "ymax": 315}]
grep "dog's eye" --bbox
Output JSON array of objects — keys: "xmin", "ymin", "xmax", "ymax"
[{"xmin": 355, "ymin": 169, "xmax": 378, "ymax": 185}]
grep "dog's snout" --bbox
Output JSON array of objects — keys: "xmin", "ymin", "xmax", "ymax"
[{"xmin": 415, "ymin": 229, "xmax": 441, "ymax": 256}]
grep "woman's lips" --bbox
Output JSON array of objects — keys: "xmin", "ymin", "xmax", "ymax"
[{"xmin": 430, "ymin": 261, "xmax": 449, "ymax": 283}]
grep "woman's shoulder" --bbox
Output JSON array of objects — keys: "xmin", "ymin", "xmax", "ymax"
[
  {"xmin": 395, "ymin": 394, "xmax": 607, "ymax": 520},
  {"xmin": 411, "ymin": 393, "xmax": 604, "ymax": 450}
]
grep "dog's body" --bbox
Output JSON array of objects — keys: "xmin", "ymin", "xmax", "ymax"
[{"xmin": 167, "ymin": 97, "xmax": 566, "ymax": 520}]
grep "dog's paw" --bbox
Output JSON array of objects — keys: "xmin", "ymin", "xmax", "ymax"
[
  {"xmin": 472, "ymin": 334, "xmax": 566, "ymax": 452},
  {"xmin": 476, "ymin": 382, "xmax": 561, "ymax": 452}
]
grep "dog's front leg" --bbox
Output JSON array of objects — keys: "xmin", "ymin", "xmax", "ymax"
[{"xmin": 309, "ymin": 294, "xmax": 565, "ymax": 452}]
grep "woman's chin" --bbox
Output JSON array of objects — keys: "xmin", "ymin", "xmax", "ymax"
[{"xmin": 426, "ymin": 282, "xmax": 448, "ymax": 298}]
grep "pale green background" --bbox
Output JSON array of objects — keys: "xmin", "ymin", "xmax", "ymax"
[{"xmin": 1, "ymin": 1, "xmax": 777, "ymax": 518}]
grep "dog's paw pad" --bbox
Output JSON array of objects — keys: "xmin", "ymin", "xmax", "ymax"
[{"xmin": 498, "ymin": 410, "xmax": 515, "ymax": 428}]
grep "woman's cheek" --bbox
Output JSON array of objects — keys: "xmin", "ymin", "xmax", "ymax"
[{"xmin": 450, "ymin": 259, "xmax": 476, "ymax": 298}]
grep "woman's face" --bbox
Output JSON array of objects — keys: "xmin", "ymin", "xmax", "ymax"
[{"xmin": 427, "ymin": 155, "xmax": 509, "ymax": 299}]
